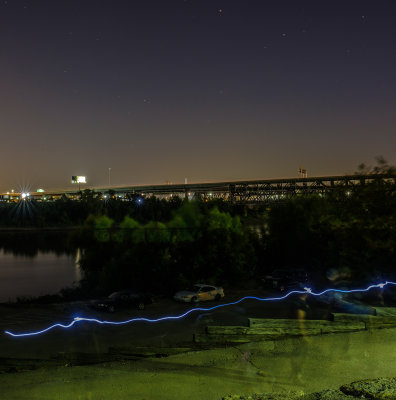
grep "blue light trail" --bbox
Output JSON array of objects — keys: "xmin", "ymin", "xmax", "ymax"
[{"xmin": 5, "ymin": 281, "xmax": 396, "ymax": 338}]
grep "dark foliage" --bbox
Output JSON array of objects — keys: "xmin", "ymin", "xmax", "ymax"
[{"xmin": 1, "ymin": 160, "xmax": 395, "ymax": 299}]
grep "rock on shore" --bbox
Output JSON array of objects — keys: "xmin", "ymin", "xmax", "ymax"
[
  {"xmin": 223, "ymin": 377, "xmax": 396, "ymax": 400},
  {"xmin": 341, "ymin": 377, "xmax": 396, "ymax": 399}
]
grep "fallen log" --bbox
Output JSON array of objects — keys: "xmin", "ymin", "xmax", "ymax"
[
  {"xmin": 207, "ymin": 323, "xmax": 364, "ymax": 336},
  {"xmin": 333, "ymin": 314, "xmax": 396, "ymax": 326},
  {"xmin": 207, "ymin": 325, "xmax": 322, "ymax": 336},
  {"xmin": 248, "ymin": 318, "xmax": 360, "ymax": 328},
  {"xmin": 194, "ymin": 333, "xmax": 275, "ymax": 344},
  {"xmin": 374, "ymin": 307, "xmax": 396, "ymax": 317}
]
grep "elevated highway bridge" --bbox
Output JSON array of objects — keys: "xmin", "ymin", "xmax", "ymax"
[{"xmin": 1, "ymin": 173, "xmax": 395, "ymax": 205}]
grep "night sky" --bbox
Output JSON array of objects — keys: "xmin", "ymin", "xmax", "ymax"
[{"xmin": 1, "ymin": 0, "xmax": 395, "ymax": 192}]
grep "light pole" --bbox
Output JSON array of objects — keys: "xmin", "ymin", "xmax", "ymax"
[{"xmin": 108, "ymin": 168, "xmax": 111, "ymax": 186}]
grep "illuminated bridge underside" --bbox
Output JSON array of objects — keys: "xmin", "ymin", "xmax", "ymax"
[{"xmin": 35, "ymin": 173, "xmax": 396, "ymax": 204}]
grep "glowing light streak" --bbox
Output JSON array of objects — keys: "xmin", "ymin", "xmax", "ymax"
[{"xmin": 5, "ymin": 281, "xmax": 396, "ymax": 338}]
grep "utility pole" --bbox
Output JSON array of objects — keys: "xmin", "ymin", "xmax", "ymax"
[{"xmin": 108, "ymin": 168, "xmax": 111, "ymax": 186}]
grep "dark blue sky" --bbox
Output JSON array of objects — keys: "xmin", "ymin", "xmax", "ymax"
[{"xmin": 1, "ymin": 0, "xmax": 395, "ymax": 192}]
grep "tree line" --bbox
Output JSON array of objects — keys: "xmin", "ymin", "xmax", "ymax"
[{"xmin": 0, "ymin": 159, "xmax": 395, "ymax": 298}]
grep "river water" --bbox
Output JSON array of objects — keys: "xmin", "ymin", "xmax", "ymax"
[{"xmin": 0, "ymin": 250, "xmax": 80, "ymax": 302}]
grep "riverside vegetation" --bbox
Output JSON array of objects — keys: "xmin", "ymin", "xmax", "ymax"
[{"xmin": 0, "ymin": 159, "xmax": 395, "ymax": 300}]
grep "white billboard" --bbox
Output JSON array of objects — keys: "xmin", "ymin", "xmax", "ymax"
[{"xmin": 72, "ymin": 176, "xmax": 86, "ymax": 184}]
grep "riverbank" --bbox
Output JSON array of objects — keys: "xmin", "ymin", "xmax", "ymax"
[
  {"xmin": 0, "ymin": 226, "xmax": 81, "ymax": 231},
  {"xmin": 1, "ymin": 329, "xmax": 396, "ymax": 399}
]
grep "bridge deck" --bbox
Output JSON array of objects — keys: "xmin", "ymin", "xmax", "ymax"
[{"xmin": 1, "ymin": 173, "xmax": 395, "ymax": 204}]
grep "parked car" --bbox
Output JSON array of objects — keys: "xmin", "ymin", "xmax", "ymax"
[
  {"xmin": 173, "ymin": 284, "xmax": 224, "ymax": 303},
  {"xmin": 261, "ymin": 268, "xmax": 309, "ymax": 291},
  {"xmin": 90, "ymin": 290, "xmax": 153, "ymax": 312}
]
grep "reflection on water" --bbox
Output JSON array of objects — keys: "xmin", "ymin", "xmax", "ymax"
[{"xmin": 0, "ymin": 249, "xmax": 80, "ymax": 302}]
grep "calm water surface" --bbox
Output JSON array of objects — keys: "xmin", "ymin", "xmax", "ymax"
[{"xmin": 0, "ymin": 250, "xmax": 81, "ymax": 302}]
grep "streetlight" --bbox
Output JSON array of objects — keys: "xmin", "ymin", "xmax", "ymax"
[{"xmin": 108, "ymin": 168, "xmax": 111, "ymax": 186}]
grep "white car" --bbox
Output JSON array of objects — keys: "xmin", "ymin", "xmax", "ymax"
[{"xmin": 173, "ymin": 284, "xmax": 225, "ymax": 303}]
